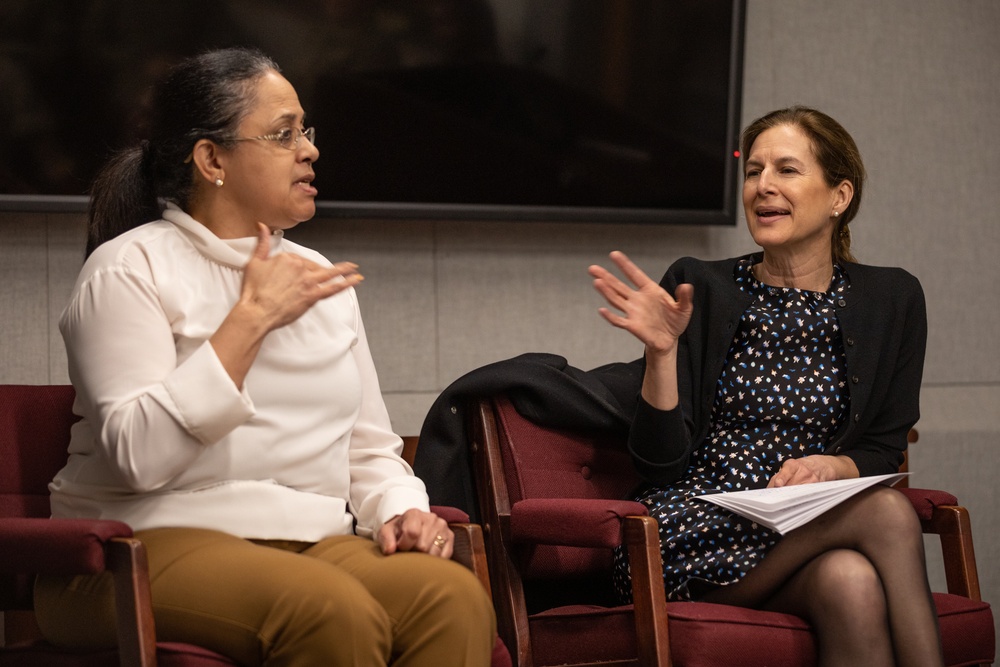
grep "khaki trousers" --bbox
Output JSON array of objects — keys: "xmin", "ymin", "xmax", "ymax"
[{"xmin": 35, "ymin": 527, "xmax": 495, "ymax": 667}]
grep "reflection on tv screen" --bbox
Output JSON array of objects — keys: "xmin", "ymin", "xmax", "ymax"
[{"xmin": 0, "ymin": 0, "xmax": 743, "ymax": 221}]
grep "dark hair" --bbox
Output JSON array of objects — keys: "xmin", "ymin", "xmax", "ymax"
[
  {"xmin": 85, "ymin": 47, "xmax": 280, "ymax": 257},
  {"xmin": 740, "ymin": 106, "xmax": 866, "ymax": 264}
]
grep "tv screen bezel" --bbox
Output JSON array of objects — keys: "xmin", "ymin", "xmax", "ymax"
[{"xmin": 0, "ymin": 1, "xmax": 745, "ymax": 226}]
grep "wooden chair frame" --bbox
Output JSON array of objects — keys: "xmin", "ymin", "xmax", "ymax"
[
  {"xmin": 1, "ymin": 517, "xmax": 491, "ymax": 667},
  {"xmin": 1, "ymin": 387, "xmax": 497, "ymax": 667},
  {"xmin": 472, "ymin": 397, "xmax": 991, "ymax": 667},
  {"xmin": 472, "ymin": 399, "xmax": 670, "ymax": 667}
]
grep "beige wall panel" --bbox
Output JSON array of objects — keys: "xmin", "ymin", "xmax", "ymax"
[
  {"xmin": 382, "ymin": 391, "xmax": 441, "ymax": 439},
  {"xmin": 286, "ymin": 218, "xmax": 437, "ymax": 393},
  {"xmin": 46, "ymin": 213, "xmax": 86, "ymax": 383},
  {"xmin": 0, "ymin": 212, "xmax": 50, "ymax": 382},
  {"xmin": 741, "ymin": 0, "xmax": 1000, "ymax": 387},
  {"xmin": 915, "ymin": 385, "xmax": 999, "ymax": 625},
  {"xmin": 433, "ymin": 218, "xmax": 753, "ymax": 387}
]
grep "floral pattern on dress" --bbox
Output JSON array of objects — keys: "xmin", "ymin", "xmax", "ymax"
[{"xmin": 613, "ymin": 259, "xmax": 850, "ymax": 602}]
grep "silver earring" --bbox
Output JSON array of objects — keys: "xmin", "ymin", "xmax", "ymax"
[{"xmin": 215, "ymin": 178, "xmax": 224, "ymax": 187}]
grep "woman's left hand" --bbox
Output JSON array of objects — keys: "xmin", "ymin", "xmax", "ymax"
[
  {"xmin": 767, "ymin": 454, "xmax": 859, "ymax": 487},
  {"xmin": 377, "ymin": 508, "xmax": 453, "ymax": 559}
]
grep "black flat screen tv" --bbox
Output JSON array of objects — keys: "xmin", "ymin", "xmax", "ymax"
[{"xmin": 0, "ymin": 0, "xmax": 745, "ymax": 224}]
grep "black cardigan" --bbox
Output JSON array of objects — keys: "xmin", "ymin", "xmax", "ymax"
[
  {"xmin": 628, "ymin": 253, "xmax": 928, "ymax": 484},
  {"xmin": 414, "ymin": 253, "xmax": 927, "ymax": 514},
  {"xmin": 413, "ymin": 353, "xmax": 642, "ymax": 517}
]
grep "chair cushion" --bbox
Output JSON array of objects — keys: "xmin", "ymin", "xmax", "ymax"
[
  {"xmin": 494, "ymin": 396, "xmax": 637, "ymax": 503},
  {"xmin": 529, "ymin": 604, "xmax": 638, "ymax": 666},
  {"xmin": 526, "ymin": 594, "xmax": 993, "ymax": 667},
  {"xmin": 934, "ymin": 592, "xmax": 995, "ymax": 666},
  {"xmin": 898, "ymin": 487, "xmax": 960, "ymax": 520},
  {"xmin": 0, "ymin": 641, "xmax": 237, "ymax": 666},
  {"xmin": 0, "ymin": 518, "xmax": 132, "ymax": 574},
  {"xmin": 0, "ymin": 385, "xmax": 77, "ymax": 519},
  {"xmin": 665, "ymin": 601, "xmax": 817, "ymax": 667}
]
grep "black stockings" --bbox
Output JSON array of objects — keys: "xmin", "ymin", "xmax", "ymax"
[{"xmin": 699, "ymin": 486, "xmax": 944, "ymax": 667}]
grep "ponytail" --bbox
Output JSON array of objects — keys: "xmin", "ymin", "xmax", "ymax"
[
  {"xmin": 85, "ymin": 141, "xmax": 161, "ymax": 257},
  {"xmin": 832, "ymin": 219, "xmax": 856, "ymax": 265},
  {"xmin": 83, "ymin": 47, "xmax": 279, "ymax": 257}
]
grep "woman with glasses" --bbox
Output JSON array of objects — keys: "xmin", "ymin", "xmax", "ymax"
[{"xmin": 35, "ymin": 47, "xmax": 495, "ymax": 667}]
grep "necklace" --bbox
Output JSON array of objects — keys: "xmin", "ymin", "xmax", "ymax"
[{"xmin": 753, "ymin": 262, "xmax": 833, "ymax": 292}]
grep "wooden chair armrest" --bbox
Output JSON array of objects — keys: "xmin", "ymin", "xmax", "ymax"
[
  {"xmin": 430, "ymin": 504, "xmax": 493, "ymax": 596},
  {"xmin": 920, "ymin": 504, "xmax": 982, "ymax": 600},
  {"xmin": 449, "ymin": 522, "xmax": 493, "ymax": 599},
  {"xmin": 107, "ymin": 537, "xmax": 158, "ymax": 667}
]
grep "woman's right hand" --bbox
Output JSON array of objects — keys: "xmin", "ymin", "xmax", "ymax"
[
  {"xmin": 240, "ymin": 222, "xmax": 363, "ymax": 332},
  {"xmin": 588, "ymin": 251, "xmax": 694, "ymax": 354},
  {"xmin": 211, "ymin": 223, "xmax": 363, "ymax": 389}
]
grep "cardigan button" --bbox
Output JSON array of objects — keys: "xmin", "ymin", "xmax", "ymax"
[
  {"xmin": 852, "ymin": 375, "xmax": 860, "ymax": 384},
  {"xmin": 838, "ymin": 298, "xmax": 847, "ymax": 307},
  {"xmin": 846, "ymin": 336, "xmax": 855, "ymax": 346},
  {"xmin": 854, "ymin": 413, "xmax": 861, "ymax": 422},
  {"xmin": 580, "ymin": 466, "xmax": 593, "ymax": 480}
]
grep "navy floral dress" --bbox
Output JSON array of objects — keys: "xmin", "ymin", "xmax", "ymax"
[{"xmin": 613, "ymin": 259, "xmax": 851, "ymax": 602}]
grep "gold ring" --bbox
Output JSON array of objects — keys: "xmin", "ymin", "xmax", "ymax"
[{"xmin": 433, "ymin": 534, "xmax": 447, "ymax": 548}]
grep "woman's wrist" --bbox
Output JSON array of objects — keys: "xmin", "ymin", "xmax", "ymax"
[{"xmin": 641, "ymin": 345, "xmax": 680, "ymax": 410}]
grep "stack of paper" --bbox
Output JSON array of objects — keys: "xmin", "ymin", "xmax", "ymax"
[{"xmin": 695, "ymin": 473, "xmax": 908, "ymax": 534}]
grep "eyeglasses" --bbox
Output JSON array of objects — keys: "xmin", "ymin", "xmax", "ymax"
[{"xmin": 234, "ymin": 127, "xmax": 316, "ymax": 150}]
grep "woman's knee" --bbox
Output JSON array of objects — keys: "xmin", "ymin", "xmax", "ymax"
[
  {"xmin": 389, "ymin": 559, "xmax": 496, "ymax": 666},
  {"xmin": 404, "ymin": 557, "xmax": 495, "ymax": 631},
  {"xmin": 260, "ymin": 577, "xmax": 393, "ymax": 664},
  {"xmin": 857, "ymin": 486, "xmax": 923, "ymax": 545},
  {"xmin": 141, "ymin": 533, "xmax": 394, "ymax": 664},
  {"xmin": 808, "ymin": 549, "xmax": 887, "ymax": 615}
]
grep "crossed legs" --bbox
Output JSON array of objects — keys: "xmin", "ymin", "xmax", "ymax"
[{"xmin": 699, "ymin": 487, "xmax": 944, "ymax": 667}]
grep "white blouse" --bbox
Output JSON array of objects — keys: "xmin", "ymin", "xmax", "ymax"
[{"xmin": 51, "ymin": 205, "xmax": 428, "ymax": 541}]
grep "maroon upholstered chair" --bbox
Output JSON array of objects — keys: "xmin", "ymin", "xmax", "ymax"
[
  {"xmin": 0, "ymin": 385, "xmax": 510, "ymax": 667},
  {"xmin": 472, "ymin": 394, "xmax": 995, "ymax": 667}
]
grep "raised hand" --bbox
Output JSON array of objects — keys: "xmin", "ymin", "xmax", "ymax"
[
  {"xmin": 240, "ymin": 223, "xmax": 363, "ymax": 332},
  {"xmin": 588, "ymin": 250, "xmax": 694, "ymax": 354},
  {"xmin": 210, "ymin": 223, "xmax": 363, "ymax": 388}
]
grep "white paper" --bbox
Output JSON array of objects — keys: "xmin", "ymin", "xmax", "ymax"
[{"xmin": 694, "ymin": 473, "xmax": 909, "ymax": 534}]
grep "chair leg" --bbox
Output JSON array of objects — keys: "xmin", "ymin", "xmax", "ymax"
[
  {"xmin": 449, "ymin": 522, "xmax": 493, "ymax": 600},
  {"xmin": 624, "ymin": 516, "xmax": 672, "ymax": 667},
  {"xmin": 922, "ymin": 506, "xmax": 982, "ymax": 601},
  {"xmin": 108, "ymin": 537, "xmax": 158, "ymax": 667}
]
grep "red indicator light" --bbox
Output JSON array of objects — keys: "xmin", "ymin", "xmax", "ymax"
[{"xmin": 733, "ymin": 150, "xmax": 741, "ymax": 158}]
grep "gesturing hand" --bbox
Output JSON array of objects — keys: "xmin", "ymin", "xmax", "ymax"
[
  {"xmin": 241, "ymin": 223, "xmax": 363, "ymax": 332},
  {"xmin": 377, "ymin": 508, "xmax": 453, "ymax": 559},
  {"xmin": 588, "ymin": 251, "xmax": 694, "ymax": 354}
]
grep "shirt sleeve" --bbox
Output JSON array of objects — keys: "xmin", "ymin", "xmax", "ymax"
[
  {"xmin": 60, "ymin": 263, "xmax": 254, "ymax": 493},
  {"xmin": 342, "ymin": 297, "xmax": 429, "ymax": 538}
]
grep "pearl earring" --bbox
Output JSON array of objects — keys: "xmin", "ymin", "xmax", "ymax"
[
  {"xmin": 215, "ymin": 178, "xmax": 224, "ymax": 187},
  {"xmin": 832, "ymin": 211, "xmax": 839, "ymax": 217}
]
